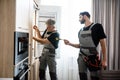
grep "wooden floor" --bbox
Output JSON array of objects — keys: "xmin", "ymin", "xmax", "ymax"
[{"xmin": 100, "ymin": 70, "xmax": 120, "ymax": 80}]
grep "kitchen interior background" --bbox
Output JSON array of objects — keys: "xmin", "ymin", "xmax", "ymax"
[{"xmin": 0, "ymin": 0, "xmax": 120, "ymax": 80}]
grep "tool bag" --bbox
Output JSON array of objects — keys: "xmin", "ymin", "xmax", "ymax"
[{"xmin": 80, "ymin": 50, "xmax": 102, "ymax": 71}]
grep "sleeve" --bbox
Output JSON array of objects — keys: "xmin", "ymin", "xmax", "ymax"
[
  {"xmin": 47, "ymin": 32, "xmax": 59, "ymax": 49},
  {"xmin": 97, "ymin": 24, "xmax": 107, "ymax": 39}
]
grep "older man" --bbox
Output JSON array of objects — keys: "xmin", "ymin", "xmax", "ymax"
[{"xmin": 33, "ymin": 19, "xmax": 59, "ymax": 80}]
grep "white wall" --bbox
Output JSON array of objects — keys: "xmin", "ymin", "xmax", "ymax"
[{"xmin": 40, "ymin": 0, "xmax": 92, "ymax": 80}]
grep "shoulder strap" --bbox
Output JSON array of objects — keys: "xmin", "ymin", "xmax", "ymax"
[
  {"xmin": 43, "ymin": 30, "xmax": 58, "ymax": 38},
  {"xmin": 80, "ymin": 23, "xmax": 96, "ymax": 31},
  {"xmin": 42, "ymin": 29, "xmax": 47, "ymax": 38},
  {"xmin": 48, "ymin": 31, "xmax": 58, "ymax": 37},
  {"xmin": 89, "ymin": 23, "xmax": 96, "ymax": 30}
]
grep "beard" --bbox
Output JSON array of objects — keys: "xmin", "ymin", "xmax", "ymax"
[{"xmin": 80, "ymin": 18, "xmax": 85, "ymax": 24}]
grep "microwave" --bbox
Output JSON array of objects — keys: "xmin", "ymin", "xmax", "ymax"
[{"xmin": 14, "ymin": 31, "xmax": 29, "ymax": 65}]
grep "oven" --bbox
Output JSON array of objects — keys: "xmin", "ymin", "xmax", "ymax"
[
  {"xmin": 14, "ymin": 31, "xmax": 29, "ymax": 65},
  {"xmin": 14, "ymin": 58, "xmax": 29, "ymax": 80}
]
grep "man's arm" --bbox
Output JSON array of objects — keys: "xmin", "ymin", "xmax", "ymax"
[
  {"xmin": 36, "ymin": 30, "xmax": 42, "ymax": 38},
  {"xmin": 100, "ymin": 39, "xmax": 107, "ymax": 68},
  {"xmin": 33, "ymin": 37, "xmax": 50, "ymax": 44},
  {"xmin": 69, "ymin": 43, "xmax": 80, "ymax": 48},
  {"xmin": 64, "ymin": 39, "xmax": 80, "ymax": 48}
]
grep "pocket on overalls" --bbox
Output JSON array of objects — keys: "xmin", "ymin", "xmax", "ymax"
[{"xmin": 49, "ymin": 49, "xmax": 55, "ymax": 53}]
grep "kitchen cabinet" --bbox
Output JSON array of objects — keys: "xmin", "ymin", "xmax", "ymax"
[
  {"xmin": 29, "ymin": 59, "xmax": 40, "ymax": 80},
  {"xmin": 0, "ymin": 0, "xmax": 41, "ymax": 79},
  {"xmin": 15, "ymin": 0, "xmax": 30, "ymax": 32},
  {"xmin": 0, "ymin": 0, "xmax": 16, "ymax": 78},
  {"xmin": 0, "ymin": 0, "xmax": 33, "ymax": 78}
]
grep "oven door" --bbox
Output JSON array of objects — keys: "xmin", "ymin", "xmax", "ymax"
[
  {"xmin": 14, "ymin": 31, "xmax": 29, "ymax": 65},
  {"xmin": 14, "ymin": 68, "xmax": 29, "ymax": 80}
]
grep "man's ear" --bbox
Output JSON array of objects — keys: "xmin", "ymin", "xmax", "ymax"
[{"xmin": 83, "ymin": 15, "xmax": 87, "ymax": 19}]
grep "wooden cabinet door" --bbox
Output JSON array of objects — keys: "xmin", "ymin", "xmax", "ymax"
[
  {"xmin": 16, "ymin": 0, "xmax": 30, "ymax": 32},
  {"xmin": 29, "ymin": 59, "xmax": 39, "ymax": 80}
]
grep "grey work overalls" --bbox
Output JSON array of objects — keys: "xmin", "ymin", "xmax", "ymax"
[
  {"xmin": 77, "ymin": 23, "xmax": 100, "ymax": 78},
  {"xmin": 39, "ymin": 31, "xmax": 57, "ymax": 80}
]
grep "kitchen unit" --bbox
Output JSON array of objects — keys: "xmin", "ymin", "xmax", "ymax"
[
  {"xmin": 0, "ymin": 0, "xmax": 40, "ymax": 80},
  {"xmin": 14, "ymin": 31, "xmax": 29, "ymax": 80}
]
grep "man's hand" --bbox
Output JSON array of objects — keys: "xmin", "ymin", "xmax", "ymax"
[
  {"xmin": 33, "ymin": 37, "xmax": 37, "ymax": 41},
  {"xmin": 64, "ymin": 39, "xmax": 80, "ymax": 48},
  {"xmin": 33, "ymin": 25, "xmax": 40, "ymax": 32},
  {"xmin": 64, "ymin": 39, "xmax": 70, "ymax": 45},
  {"xmin": 33, "ymin": 25, "xmax": 42, "ymax": 38},
  {"xmin": 102, "ymin": 60, "xmax": 107, "ymax": 70}
]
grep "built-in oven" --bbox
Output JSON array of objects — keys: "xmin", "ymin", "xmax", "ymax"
[
  {"xmin": 14, "ymin": 58, "xmax": 29, "ymax": 80},
  {"xmin": 14, "ymin": 31, "xmax": 29, "ymax": 65}
]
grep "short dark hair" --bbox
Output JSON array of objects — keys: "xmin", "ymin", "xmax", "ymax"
[
  {"xmin": 79, "ymin": 11, "xmax": 90, "ymax": 18},
  {"xmin": 46, "ymin": 19, "xmax": 55, "ymax": 25}
]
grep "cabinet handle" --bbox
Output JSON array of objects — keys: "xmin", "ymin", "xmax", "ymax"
[
  {"xmin": 29, "ymin": 43, "xmax": 32, "ymax": 46},
  {"xmin": 18, "ymin": 27, "xmax": 29, "ymax": 30},
  {"xmin": 20, "ymin": 68, "xmax": 30, "ymax": 80}
]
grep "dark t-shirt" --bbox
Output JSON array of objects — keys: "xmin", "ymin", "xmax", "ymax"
[
  {"xmin": 81, "ymin": 23, "xmax": 106, "ymax": 47},
  {"xmin": 44, "ymin": 32, "xmax": 59, "ymax": 49}
]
